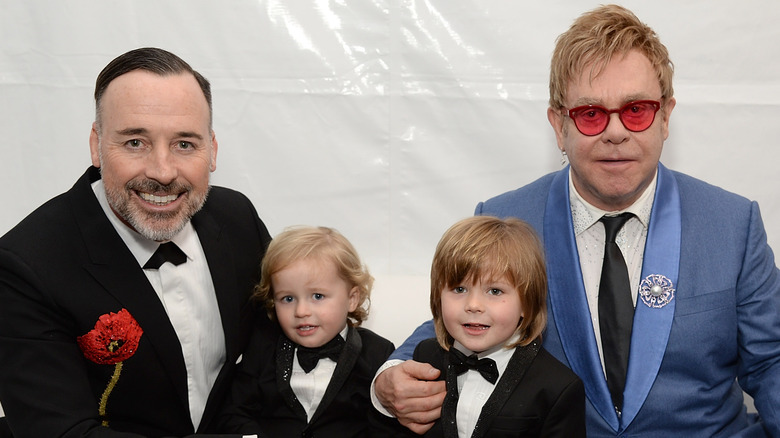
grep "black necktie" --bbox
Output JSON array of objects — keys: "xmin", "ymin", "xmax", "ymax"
[
  {"xmin": 296, "ymin": 335, "xmax": 345, "ymax": 373},
  {"xmin": 143, "ymin": 242, "xmax": 187, "ymax": 269},
  {"xmin": 448, "ymin": 348, "xmax": 498, "ymax": 384},
  {"xmin": 598, "ymin": 213, "xmax": 634, "ymax": 414}
]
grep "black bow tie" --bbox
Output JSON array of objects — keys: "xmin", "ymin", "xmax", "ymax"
[
  {"xmin": 448, "ymin": 348, "xmax": 499, "ymax": 384},
  {"xmin": 143, "ymin": 242, "xmax": 187, "ymax": 269},
  {"xmin": 296, "ymin": 335, "xmax": 345, "ymax": 373}
]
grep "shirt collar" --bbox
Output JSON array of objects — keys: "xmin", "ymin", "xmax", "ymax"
[
  {"xmin": 569, "ymin": 168, "xmax": 656, "ymax": 236},
  {"xmin": 452, "ymin": 332, "xmax": 520, "ymax": 361},
  {"xmin": 91, "ymin": 179, "xmax": 196, "ymax": 266}
]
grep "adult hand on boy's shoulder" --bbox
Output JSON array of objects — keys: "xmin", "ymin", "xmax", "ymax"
[{"xmin": 375, "ymin": 360, "xmax": 445, "ymax": 434}]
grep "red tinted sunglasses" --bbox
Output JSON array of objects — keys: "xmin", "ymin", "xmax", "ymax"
[{"xmin": 566, "ymin": 100, "xmax": 661, "ymax": 136}]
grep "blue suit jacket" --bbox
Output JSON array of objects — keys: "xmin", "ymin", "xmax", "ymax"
[{"xmin": 393, "ymin": 164, "xmax": 780, "ymax": 437}]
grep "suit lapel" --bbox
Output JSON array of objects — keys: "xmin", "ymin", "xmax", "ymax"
[
  {"xmin": 190, "ymin": 205, "xmax": 248, "ymax": 429},
  {"xmin": 620, "ymin": 164, "xmax": 680, "ymax": 429},
  {"xmin": 544, "ymin": 167, "xmax": 618, "ymax": 430},
  {"xmin": 309, "ymin": 327, "xmax": 362, "ymax": 425},
  {"xmin": 441, "ymin": 356, "xmax": 460, "ymax": 438},
  {"xmin": 471, "ymin": 341, "xmax": 541, "ymax": 438},
  {"xmin": 544, "ymin": 165, "xmax": 681, "ymax": 432},
  {"xmin": 71, "ymin": 168, "xmax": 190, "ymax": 411},
  {"xmin": 276, "ymin": 336, "xmax": 309, "ymax": 420},
  {"xmin": 190, "ymin": 210, "xmax": 243, "ymax": 361}
]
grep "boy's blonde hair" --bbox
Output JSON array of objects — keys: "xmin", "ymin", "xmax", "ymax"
[
  {"xmin": 549, "ymin": 4, "xmax": 674, "ymax": 111},
  {"xmin": 430, "ymin": 216, "xmax": 547, "ymax": 350},
  {"xmin": 254, "ymin": 226, "xmax": 372, "ymax": 326}
]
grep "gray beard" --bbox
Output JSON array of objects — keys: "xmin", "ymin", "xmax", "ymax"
[{"xmin": 103, "ymin": 178, "xmax": 210, "ymax": 242}]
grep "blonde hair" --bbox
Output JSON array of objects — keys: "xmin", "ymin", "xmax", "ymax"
[
  {"xmin": 430, "ymin": 216, "xmax": 547, "ymax": 350},
  {"xmin": 255, "ymin": 226, "xmax": 372, "ymax": 326},
  {"xmin": 549, "ymin": 4, "xmax": 674, "ymax": 110}
]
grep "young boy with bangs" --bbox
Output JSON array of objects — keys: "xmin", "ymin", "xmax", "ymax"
[
  {"xmin": 372, "ymin": 216, "xmax": 585, "ymax": 438},
  {"xmin": 215, "ymin": 226, "xmax": 395, "ymax": 437}
]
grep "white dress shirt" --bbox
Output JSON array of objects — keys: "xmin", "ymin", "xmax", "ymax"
[
  {"xmin": 92, "ymin": 180, "xmax": 225, "ymax": 430},
  {"xmin": 568, "ymin": 170, "xmax": 656, "ymax": 371},
  {"xmin": 290, "ymin": 326, "xmax": 348, "ymax": 422},
  {"xmin": 452, "ymin": 340, "xmax": 514, "ymax": 438}
]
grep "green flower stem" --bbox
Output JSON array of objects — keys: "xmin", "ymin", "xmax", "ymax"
[{"xmin": 99, "ymin": 361, "xmax": 123, "ymax": 427}]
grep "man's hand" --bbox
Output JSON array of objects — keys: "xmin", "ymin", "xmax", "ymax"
[{"xmin": 375, "ymin": 360, "xmax": 446, "ymax": 434}]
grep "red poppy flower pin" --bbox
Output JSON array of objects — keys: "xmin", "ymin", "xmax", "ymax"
[{"xmin": 77, "ymin": 308, "xmax": 143, "ymax": 426}]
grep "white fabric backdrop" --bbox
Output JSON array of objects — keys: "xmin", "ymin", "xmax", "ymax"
[{"xmin": 1, "ymin": 0, "xmax": 778, "ymax": 415}]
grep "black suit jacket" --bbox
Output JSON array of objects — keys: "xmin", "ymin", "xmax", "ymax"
[
  {"xmin": 216, "ymin": 325, "xmax": 395, "ymax": 438},
  {"xmin": 0, "ymin": 167, "xmax": 272, "ymax": 438},
  {"xmin": 371, "ymin": 338, "xmax": 585, "ymax": 438}
]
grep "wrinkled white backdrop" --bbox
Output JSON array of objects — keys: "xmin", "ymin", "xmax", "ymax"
[{"xmin": 1, "ymin": 0, "xmax": 778, "ymax": 415}]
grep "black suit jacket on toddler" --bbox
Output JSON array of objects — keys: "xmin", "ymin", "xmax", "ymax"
[
  {"xmin": 216, "ymin": 324, "xmax": 395, "ymax": 438},
  {"xmin": 371, "ymin": 337, "xmax": 585, "ymax": 438}
]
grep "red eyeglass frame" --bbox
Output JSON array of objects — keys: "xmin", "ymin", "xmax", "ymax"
[{"xmin": 565, "ymin": 100, "xmax": 662, "ymax": 136}]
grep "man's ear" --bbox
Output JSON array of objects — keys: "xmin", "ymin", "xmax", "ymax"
[
  {"xmin": 660, "ymin": 97, "xmax": 676, "ymax": 140},
  {"xmin": 89, "ymin": 122, "xmax": 101, "ymax": 168},
  {"xmin": 547, "ymin": 107, "xmax": 566, "ymax": 151},
  {"xmin": 210, "ymin": 131, "xmax": 218, "ymax": 172}
]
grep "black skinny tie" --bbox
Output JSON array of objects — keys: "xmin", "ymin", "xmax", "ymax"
[
  {"xmin": 598, "ymin": 213, "xmax": 634, "ymax": 414},
  {"xmin": 143, "ymin": 242, "xmax": 187, "ymax": 269}
]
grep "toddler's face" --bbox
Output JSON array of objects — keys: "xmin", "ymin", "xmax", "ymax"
[
  {"xmin": 441, "ymin": 275, "xmax": 523, "ymax": 353},
  {"xmin": 272, "ymin": 257, "xmax": 358, "ymax": 348}
]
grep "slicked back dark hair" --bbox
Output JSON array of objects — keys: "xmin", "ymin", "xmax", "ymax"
[{"xmin": 93, "ymin": 47, "xmax": 212, "ymax": 129}]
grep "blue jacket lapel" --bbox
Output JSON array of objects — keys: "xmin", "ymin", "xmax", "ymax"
[
  {"xmin": 543, "ymin": 165, "xmax": 682, "ymax": 432},
  {"xmin": 544, "ymin": 167, "xmax": 619, "ymax": 430},
  {"xmin": 621, "ymin": 163, "xmax": 680, "ymax": 429}
]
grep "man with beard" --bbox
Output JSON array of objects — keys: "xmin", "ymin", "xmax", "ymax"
[{"xmin": 0, "ymin": 48, "xmax": 272, "ymax": 437}]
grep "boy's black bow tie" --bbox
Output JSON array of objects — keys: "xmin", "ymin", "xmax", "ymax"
[
  {"xmin": 296, "ymin": 334, "xmax": 345, "ymax": 373},
  {"xmin": 449, "ymin": 348, "xmax": 498, "ymax": 384}
]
